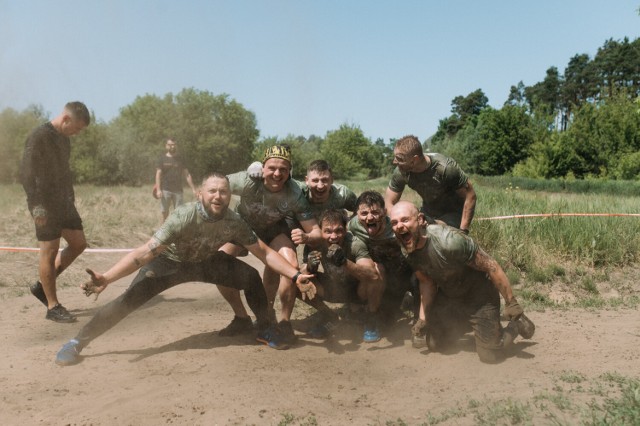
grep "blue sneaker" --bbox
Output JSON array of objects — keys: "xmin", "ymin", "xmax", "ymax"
[
  {"xmin": 56, "ymin": 339, "xmax": 82, "ymax": 366},
  {"xmin": 363, "ymin": 319, "xmax": 381, "ymax": 343},
  {"xmin": 256, "ymin": 325, "xmax": 290, "ymax": 350}
]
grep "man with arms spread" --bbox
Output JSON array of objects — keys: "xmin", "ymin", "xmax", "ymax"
[
  {"xmin": 302, "ymin": 209, "xmax": 383, "ymax": 340},
  {"xmin": 55, "ymin": 173, "xmax": 314, "ymax": 365},
  {"xmin": 154, "ymin": 138, "xmax": 197, "ymax": 222},
  {"xmin": 217, "ymin": 145, "xmax": 322, "ymax": 344},
  {"xmin": 348, "ymin": 191, "xmax": 415, "ymax": 342},
  {"xmin": 389, "ymin": 201, "xmax": 535, "ymax": 363},
  {"xmin": 21, "ymin": 101, "xmax": 91, "ymax": 323},
  {"xmin": 385, "ymin": 135, "xmax": 477, "ymax": 233}
]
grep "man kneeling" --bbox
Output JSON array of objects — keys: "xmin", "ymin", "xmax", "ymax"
[
  {"xmin": 55, "ymin": 173, "xmax": 314, "ymax": 365},
  {"xmin": 389, "ymin": 201, "xmax": 535, "ymax": 363},
  {"xmin": 301, "ymin": 209, "xmax": 384, "ymax": 342}
]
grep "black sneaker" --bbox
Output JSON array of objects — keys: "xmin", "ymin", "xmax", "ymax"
[
  {"xmin": 46, "ymin": 304, "xmax": 77, "ymax": 323},
  {"xmin": 218, "ymin": 316, "xmax": 254, "ymax": 337},
  {"xmin": 277, "ymin": 320, "xmax": 297, "ymax": 345},
  {"xmin": 30, "ymin": 281, "xmax": 48, "ymax": 307}
]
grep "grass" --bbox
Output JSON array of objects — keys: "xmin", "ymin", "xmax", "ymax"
[
  {"xmin": 1, "ymin": 178, "xmax": 639, "ymax": 307},
  {"xmin": 373, "ymin": 371, "xmax": 640, "ymax": 426}
]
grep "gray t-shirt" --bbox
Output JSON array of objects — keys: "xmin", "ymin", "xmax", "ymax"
[
  {"xmin": 388, "ymin": 153, "xmax": 468, "ymax": 219},
  {"xmin": 227, "ymin": 171, "xmax": 315, "ymax": 234},
  {"xmin": 154, "ymin": 202, "xmax": 258, "ymax": 263}
]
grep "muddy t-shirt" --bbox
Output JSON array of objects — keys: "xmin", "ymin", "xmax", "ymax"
[
  {"xmin": 404, "ymin": 224, "xmax": 479, "ymax": 298},
  {"xmin": 388, "ymin": 153, "xmax": 468, "ymax": 219},
  {"xmin": 348, "ymin": 215, "xmax": 410, "ymax": 276},
  {"xmin": 227, "ymin": 171, "xmax": 314, "ymax": 233},
  {"xmin": 154, "ymin": 202, "xmax": 258, "ymax": 262},
  {"xmin": 300, "ymin": 182, "xmax": 358, "ymax": 221}
]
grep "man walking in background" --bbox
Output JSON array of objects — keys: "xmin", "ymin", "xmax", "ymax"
[
  {"xmin": 21, "ymin": 101, "xmax": 91, "ymax": 323},
  {"xmin": 154, "ymin": 138, "xmax": 197, "ymax": 222}
]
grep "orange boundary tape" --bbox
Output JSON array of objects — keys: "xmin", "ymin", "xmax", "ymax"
[{"xmin": 0, "ymin": 247, "xmax": 133, "ymax": 253}]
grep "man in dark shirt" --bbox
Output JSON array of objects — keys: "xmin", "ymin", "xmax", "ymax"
[
  {"xmin": 154, "ymin": 139, "xmax": 197, "ymax": 222},
  {"xmin": 21, "ymin": 101, "xmax": 91, "ymax": 323}
]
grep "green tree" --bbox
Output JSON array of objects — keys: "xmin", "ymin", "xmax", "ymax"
[
  {"xmin": 320, "ymin": 123, "xmax": 373, "ymax": 179},
  {"xmin": 473, "ymin": 106, "xmax": 535, "ymax": 175},
  {"xmin": 0, "ymin": 105, "xmax": 47, "ymax": 184},
  {"xmin": 101, "ymin": 88, "xmax": 258, "ymax": 184}
]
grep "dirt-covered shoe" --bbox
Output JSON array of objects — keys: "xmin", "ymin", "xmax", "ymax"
[
  {"xmin": 516, "ymin": 314, "xmax": 535, "ymax": 339},
  {"xmin": 30, "ymin": 281, "xmax": 48, "ymax": 306},
  {"xmin": 55, "ymin": 339, "xmax": 82, "ymax": 366},
  {"xmin": 307, "ymin": 319, "xmax": 336, "ymax": 339},
  {"xmin": 412, "ymin": 334, "xmax": 427, "ymax": 349},
  {"xmin": 277, "ymin": 320, "xmax": 297, "ymax": 345},
  {"xmin": 363, "ymin": 316, "xmax": 381, "ymax": 343},
  {"xmin": 46, "ymin": 304, "xmax": 76, "ymax": 323},
  {"xmin": 218, "ymin": 316, "xmax": 254, "ymax": 337},
  {"xmin": 256, "ymin": 325, "xmax": 290, "ymax": 350}
]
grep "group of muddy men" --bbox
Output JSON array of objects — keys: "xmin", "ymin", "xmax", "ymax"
[{"xmin": 20, "ymin": 102, "xmax": 535, "ymax": 366}]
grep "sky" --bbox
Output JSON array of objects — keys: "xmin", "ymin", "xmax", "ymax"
[{"xmin": 1, "ymin": 1, "xmax": 639, "ymax": 142}]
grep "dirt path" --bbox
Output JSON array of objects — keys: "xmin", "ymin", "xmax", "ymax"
[{"xmin": 1, "ymin": 254, "xmax": 639, "ymax": 425}]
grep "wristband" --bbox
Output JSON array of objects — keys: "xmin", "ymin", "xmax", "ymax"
[
  {"xmin": 460, "ymin": 228, "xmax": 469, "ymax": 235},
  {"xmin": 291, "ymin": 271, "xmax": 301, "ymax": 283}
]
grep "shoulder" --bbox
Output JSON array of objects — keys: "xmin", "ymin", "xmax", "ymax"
[{"xmin": 426, "ymin": 224, "xmax": 477, "ymax": 259}]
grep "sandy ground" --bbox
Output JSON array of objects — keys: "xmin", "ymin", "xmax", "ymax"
[{"xmin": 1, "ymin": 253, "xmax": 639, "ymax": 425}]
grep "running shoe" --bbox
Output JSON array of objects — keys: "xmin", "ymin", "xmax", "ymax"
[
  {"xmin": 46, "ymin": 304, "xmax": 76, "ymax": 323},
  {"xmin": 256, "ymin": 325, "xmax": 290, "ymax": 350},
  {"xmin": 55, "ymin": 339, "xmax": 81, "ymax": 366}
]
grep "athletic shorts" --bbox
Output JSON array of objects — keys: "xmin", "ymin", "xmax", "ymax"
[
  {"xmin": 253, "ymin": 219, "xmax": 292, "ymax": 246},
  {"xmin": 315, "ymin": 271, "xmax": 359, "ymax": 303},
  {"xmin": 160, "ymin": 190, "xmax": 184, "ymax": 213},
  {"xmin": 35, "ymin": 205, "xmax": 83, "ymax": 242}
]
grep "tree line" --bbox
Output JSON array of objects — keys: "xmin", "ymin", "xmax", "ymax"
[
  {"xmin": 430, "ymin": 37, "xmax": 640, "ymax": 180},
  {"xmin": 0, "ymin": 37, "xmax": 638, "ymax": 185}
]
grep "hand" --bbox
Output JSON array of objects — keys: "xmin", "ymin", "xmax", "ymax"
[
  {"xmin": 291, "ymin": 228, "xmax": 308, "ymax": 245},
  {"xmin": 247, "ymin": 161, "xmax": 263, "ymax": 179},
  {"xmin": 326, "ymin": 244, "xmax": 346, "ymax": 266},
  {"xmin": 504, "ymin": 297, "xmax": 524, "ymax": 321},
  {"xmin": 306, "ymin": 251, "xmax": 322, "ymax": 274},
  {"xmin": 411, "ymin": 319, "xmax": 427, "ymax": 337},
  {"xmin": 80, "ymin": 268, "xmax": 108, "ymax": 300},
  {"xmin": 295, "ymin": 273, "xmax": 317, "ymax": 300}
]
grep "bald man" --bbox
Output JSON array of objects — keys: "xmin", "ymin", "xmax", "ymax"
[{"xmin": 389, "ymin": 201, "xmax": 534, "ymax": 363}]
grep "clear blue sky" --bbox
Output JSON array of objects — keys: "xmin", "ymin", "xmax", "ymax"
[{"xmin": 1, "ymin": 1, "xmax": 639, "ymax": 142}]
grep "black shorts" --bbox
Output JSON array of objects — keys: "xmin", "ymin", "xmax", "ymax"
[
  {"xmin": 254, "ymin": 219, "xmax": 292, "ymax": 245},
  {"xmin": 35, "ymin": 205, "xmax": 83, "ymax": 242},
  {"xmin": 316, "ymin": 272, "xmax": 359, "ymax": 303}
]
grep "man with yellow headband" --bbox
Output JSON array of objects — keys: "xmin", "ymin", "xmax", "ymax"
[{"xmin": 218, "ymin": 145, "xmax": 322, "ymax": 346}]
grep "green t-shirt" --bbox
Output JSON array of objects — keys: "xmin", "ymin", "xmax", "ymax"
[
  {"xmin": 388, "ymin": 153, "xmax": 468, "ymax": 219},
  {"xmin": 154, "ymin": 202, "xmax": 258, "ymax": 263},
  {"xmin": 348, "ymin": 215, "xmax": 411, "ymax": 276},
  {"xmin": 405, "ymin": 224, "xmax": 480, "ymax": 297},
  {"xmin": 300, "ymin": 182, "xmax": 358, "ymax": 221},
  {"xmin": 227, "ymin": 171, "xmax": 315, "ymax": 233}
]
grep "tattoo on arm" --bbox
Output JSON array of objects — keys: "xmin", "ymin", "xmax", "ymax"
[
  {"xmin": 134, "ymin": 258, "xmax": 142, "ymax": 267},
  {"xmin": 469, "ymin": 248, "xmax": 498, "ymax": 273}
]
